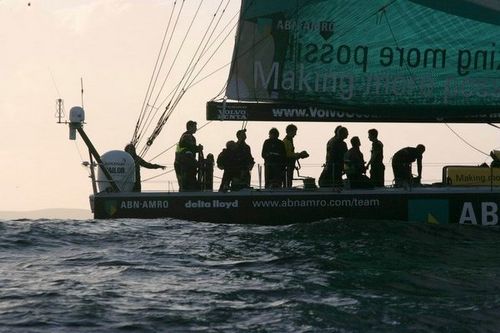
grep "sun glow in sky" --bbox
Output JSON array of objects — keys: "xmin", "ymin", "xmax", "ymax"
[{"xmin": 1, "ymin": 0, "xmax": 498, "ymax": 213}]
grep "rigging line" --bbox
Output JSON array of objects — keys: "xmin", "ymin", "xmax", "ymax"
[
  {"xmin": 136, "ymin": 100, "xmax": 171, "ymax": 151},
  {"xmin": 133, "ymin": 1, "xmax": 178, "ymax": 144},
  {"xmin": 136, "ymin": 100, "xmax": 170, "ymax": 153},
  {"xmin": 330, "ymin": 1, "xmax": 398, "ymax": 41},
  {"xmin": 138, "ymin": 106, "xmax": 174, "ymax": 158},
  {"xmin": 203, "ymin": 14, "xmax": 244, "ymax": 101},
  {"xmin": 180, "ymin": 0, "xmax": 232, "ymax": 81},
  {"xmin": 488, "ymin": 123, "xmax": 500, "ymax": 130},
  {"xmin": 382, "ymin": 6, "xmax": 420, "ymax": 89},
  {"xmin": 137, "ymin": 102, "xmax": 173, "ymax": 151},
  {"xmin": 141, "ymin": 0, "xmax": 249, "ymax": 154},
  {"xmin": 145, "ymin": 91, "xmax": 189, "ymax": 157},
  {"xmin": 159, "ymin": 0, "xmax": 226, "ymax": 113},
  {"xmin": 192, "ymin": 1, "xmax": 235, "ymax": 65},
  {"xmin": 166, "ymin": 67, "xmax": 212, "ymax": 119},
  {"xmin": 135, "ymin": 3, "xmax": 187, "ymax": 149},
  {"xmin": 188, "ymin": 57, "xmax": 232, "ymax": 97},
  {"xmin": 73, "ymin": 141, "xmax": 92, "ymax": 177},
  {"xmin": 143, "ymin": 0, "xmax": 188, "ymax": 113},
  {"xmin": 136, "ymin": 0, "xmax": 204, "ymax": 150},
  {"xmin": 164, "ymin": 0, "xmax": 238, "ymax": 111},
  {"xmin": 199, "ymin": 7, "xmax": 239, "ymax": 61},
  {"xmin": 134, "ymin": 1, "xmax": 178, "ymax": 145},
  {"xmin": 194, "ymin": 11, "xmax": 239, "ymax": 97},
  {"xmin": 158, "ymin": 10, "xmax": 238, "ymax": 109},
  {"xmin": 169, "ymin": 0, "xmax": 232, "ymax": 102},
  {"xmin": 142, "ymin": 168, "xmax": 175, "ymax": 183},
  {"xmin": 143, "ymin": 0, "xmax": 227, "ymax": 151},
  {"xmin": 444, "ymin": 123, "xmax": 489, "ymax": 156},
  {"xmin": 180, "ymin": 0, "xmax": 232, "ymax": 84},
  {"xmin": 147, "ymin": 49, "xmax": 228, "ymax": 140},
  {"xmin": 48, "ymin": 68, "xmax": 62, "ymax": 98},
  {"xmin": 148, "ymin": 0, "xmax": 205, "ymax": 114},
  {"xmin": 135, "ymin": 1, "xmax": 187, "ymax": 146},
  {"xmin": 149, "ymin": 0, "xmax": 251, "ymax": 121},
  {"xmin": 142, "ymin": 0, "xmax": 263, "ymax": 157}
]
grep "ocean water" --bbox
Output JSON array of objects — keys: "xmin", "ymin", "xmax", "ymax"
[{"xmin": 1, "ymin": 218, "xmax": 499, "ymax": 333}]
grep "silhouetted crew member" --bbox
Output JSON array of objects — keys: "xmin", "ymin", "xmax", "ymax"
[
  {"xmin": 124, "ymin": 143, "xmax": 165, "ymax": 192},
  {"xmin": 261, "ymin": 127, "xmax": 286, "ymax": 188},
  {"xmin": 319, "ymin": 126, "xmax": 342, "ymax": 187},
  {"xmin": 490, "ymin": 150, "xmax": 500, "ymax": 168},
  {"xmin": 282, "ymin": 124, "xmax": 309, "ymax": 187},
  {"xmin": 392, "ymin": 144, "xmax": 426, "ymax": 187},
  {"xmin": 366, "ymin": 128, "xmax": 385, "ymax": 187},
  {"xmin": 344, "ymin": 136, "xmax": 370, "ymax": 189},
  {"xmin": 232, "ymin": 129, "xmax": 255, "ymax": 190},
  {"xmin": 217, "ymin": 140, "xmax": 238, "ymax": 192},
  {"xmin": 320, "ymin": 126, "xmax": 348, "ymax": 187},
  {"xmin": 199, "ymin": 153, "xmax": 214, "ymax": 191},
  {"xmin": 175, "ymin": 120, "xmax": 203, "ymax": 191}
]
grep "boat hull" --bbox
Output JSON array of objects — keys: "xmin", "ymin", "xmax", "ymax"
[{"xmin": 92, "ymin": 187, "xmax": 500, "ymax": 226}]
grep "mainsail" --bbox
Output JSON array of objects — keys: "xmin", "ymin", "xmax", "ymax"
[{"xmin": 207, "ymin": 0, "xmax": 500, "ymax": 122}]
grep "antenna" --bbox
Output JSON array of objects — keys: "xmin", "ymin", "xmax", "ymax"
[
  {"xmin": 55, "ymin": 98, "xmax": 65, "ymax": 124},
  {"xmin": 80, "ymin": 77, "xmax": 85, "ymax": 108}
]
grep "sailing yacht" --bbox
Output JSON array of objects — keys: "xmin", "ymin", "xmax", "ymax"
[{"xmin": 62, "ymin": 0, "xmax": 500, "ymax": 225}]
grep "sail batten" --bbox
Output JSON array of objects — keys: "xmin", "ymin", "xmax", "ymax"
[{"xmin": 207, "ymin": 0, "xmax": 500, "ymax": 122}]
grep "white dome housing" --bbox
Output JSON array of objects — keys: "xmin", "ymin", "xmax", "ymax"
[
  {"xmin": 97, "ymin": 150, "xmax": 136, "ymax": 192},
  {"xmin": 69, "ymin": 106, "xmax": 85, "ymax": 123}
]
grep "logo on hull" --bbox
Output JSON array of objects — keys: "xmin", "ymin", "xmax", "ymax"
[
  {"xmin": 408, "ymin": 200, "xmax": 449, "ymax": 224},
  {"xmin": 120, "ymin": 200, "xmax": 169, "ymax": 209},
  {"xmin": 459, "ymin": 202, "xmax": 498, "ymax": 225},
  {"xmin": 185, "ymin": 200, "xmax": 239, "ymax": 209}
]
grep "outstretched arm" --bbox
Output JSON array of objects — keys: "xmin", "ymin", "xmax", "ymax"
[{"xmin": 137, "ymin": 156, "xmax": 165, "ymax": 170}]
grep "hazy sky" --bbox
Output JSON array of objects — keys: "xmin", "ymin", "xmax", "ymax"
[{"xmin": 1, "ymin": 0, "xmax": 498, "ymax": 212}]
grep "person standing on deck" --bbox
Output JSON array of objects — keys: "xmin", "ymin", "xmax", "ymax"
[
  {"xmin": 320, "ymin": 126, "xmax": 349, "ymax": 187},
  {"xmin": 217, "ymin": 140, "xmax": 238, "ymax": 192},
  {"xmin": 392, "ymin": 144, "xmax": 426, "ymax": 187},
  {"xmin": 124, "ymin": 143, "xmax": 165, "ymax": 192},
  {"xmin": 366, "ymin": 128, "xmax": 385, "ymax": 187},
  {"xmin": 175, "ymin": 120, "xmax": 203, "ymax": 191},
  {"xmin": 282, "ymin": 124, "xmax": 309, "ymax": 188},
  {"xmin": 232, "ymin": 129, "xmax": 255, "ymax": 190},
  {"xmin": 261, "ymin": 127, "xmax": 286, "ymax": 188}
]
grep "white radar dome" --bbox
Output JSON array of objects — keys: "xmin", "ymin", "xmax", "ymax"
[
  {"xmin": 69, "ymin": 106, "xmax": 85, "ymax": 123},
  {"xmin": 97, "ymin": 150, "xmax": 136, "ymax": 192}
]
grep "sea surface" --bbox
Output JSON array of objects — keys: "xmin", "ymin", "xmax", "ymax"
[{"xmin": 1, "ymin": 218, "xmax": 499, "ymax": 333}]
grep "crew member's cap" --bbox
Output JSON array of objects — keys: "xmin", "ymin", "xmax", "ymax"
[
  {"xmin": 236, "ymin": 129, "xmax": 246, "ymax": 137},
  {"xmin": 187, "ymin": 120, "xmax": 197, "ymax": 127}
]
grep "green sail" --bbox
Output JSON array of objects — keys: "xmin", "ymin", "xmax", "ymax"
[{"xmin": 207, "ymin": 0, "xmax": 500, "ymax": 122}]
